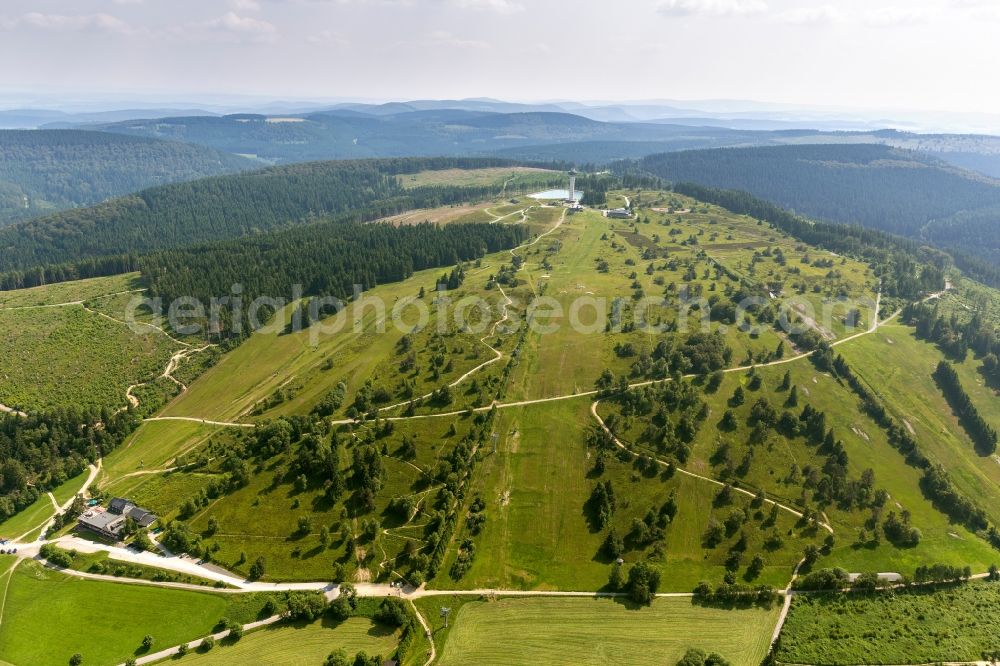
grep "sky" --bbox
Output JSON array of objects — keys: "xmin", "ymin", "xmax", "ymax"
[{"xmin": 0, "ymin": 0, "xmax": 998, "ymax": 115}]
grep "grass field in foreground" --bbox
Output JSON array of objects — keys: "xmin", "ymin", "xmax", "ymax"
[
  {"xmin": 778, "ymin": 581, "xmax": 1000, "ymax": 665},
  {"xmin": 168, "ymin": 617, "xmax": 398, "ymax": 666},
  {"xmin": 0, "ymin": 560, "xmax": 275, "ymax": 666},
  {"xmin": 440, "ymin": 398, "xmax": 811, "ymax": 593},
  {"xmin": 433, "ymin": 596, "xmax": 779, "ymax": 666}
]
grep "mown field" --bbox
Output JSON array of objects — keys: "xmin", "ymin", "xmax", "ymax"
[
  {"xmin": 838, "ymin": 323, "xmax": 1000, "ymax": 527},
  {"xmin": 0, "ymin": 560, "xmax": 277, "ymax": 666},
  {"xmin": 778, "ymin": 581, "xmax": 1000, "ymax": 665},
  {"xmin": 170, "ymin": 618, "xmax": 398, "ymax": 666},
  {"xmin": 429, "ymin": 596, "xmax": 779, "ymax": 666}
]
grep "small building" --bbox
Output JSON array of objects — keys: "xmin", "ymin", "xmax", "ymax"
[
  {"xmin": 78, "ymin": 498, "xmax": 157, "ymax": 539},
  {"xmin": 605, "ymin": 208, "xmax": 632, "ymax": 219},
  {"xmin": 127, "ymin": 506, "xmax": 157, "ymax": 529}
]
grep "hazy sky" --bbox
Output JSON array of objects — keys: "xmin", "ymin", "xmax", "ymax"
[{"xmin": 0, "ymin": 0, "xmax": 997, "ymax": 113}]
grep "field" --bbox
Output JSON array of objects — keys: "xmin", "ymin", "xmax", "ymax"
[
  {"xmin": 778, "ymin": 581, "xmax": 1000, "ymax": 665},
  {"xmin": 0, "ymin": 301, "xmax": 179, "ymax": 411},
  {"xmin": 96, "ymin": 189, "xmax": 1000, "ymax": 591},
  {"xmin": 10, "ymin": 180, "xmax": 1000, "ymax": 665},
  {"xmin": 436, "ymin": 399, "xmax": 813, "ymax": 592},
  {"xmin": 0, "ymin": 272, "xmax": 142, "ymax": 308},
  {"xmin": 0, "ymin": 560, "xmax": 277, "ymax": 666},
  {"xmin": 170, "ymin": 618, "xmax": 398, "ymax": 665},
  {"xmin": 102, "ymin": 419, "xmax": 224, "ymax": 481},
  {"xmin": 397, "ymin": 166, "xmax": 560, "ymax": 189},
  {"xmin": 838, "ymin": 323, "xmax": 1000, "ymax": 526},
  {"xmin": 427, "ymin": 596, "xmax": 779, "ymax": 666},
  {"xmin": 0, "ymin": 468, "xmax": 91, "ymax": 542},
  {"xmin": 599, "ymin": 357, "xmax": 998, "ymax": 577}
]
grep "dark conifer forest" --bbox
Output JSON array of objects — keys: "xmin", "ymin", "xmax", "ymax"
[{"xmin": 0, "ymin": 130, "xmax": 256, "ymax": 225}]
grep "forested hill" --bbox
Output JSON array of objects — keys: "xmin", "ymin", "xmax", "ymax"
[
  {"xmin": 141, "ymin": 220, "xmax": 528, "ymax": 338},
  {"xmin": 0, "ymin": 130, "xmax": 256, "ymax": 226},
  {"xmin": 0, "ymin": 157, "xmax": 534, "ymax": 284},
  {"xmin": 639, "ymin": 144, "xmax": 1000, "ymax": 237},
  {"xmin": 636, "ymin": 144, "xmax": 1000, "ymax": 283},
  {"xmin": 89, "ymin": 110, "xmax": 759, "ymax": 163}
]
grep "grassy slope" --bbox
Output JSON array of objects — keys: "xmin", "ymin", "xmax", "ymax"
[
  {"xmin": 160, "ymin": 416, "xmax": 472, "ymax": 582},
  {"xmin": 0, "ymin": 495, "xmax": 54, "ymax": 542},
  {"xmin": 838, "ymin": 323, "xmax": 1000, "ymax": 526},
  {"xmin": 167, "ymin": 618, "xmax": 398, "ymax": 665},
  {"xmin": 0, "ymin": 304, "xmax": 178, "ymax": 411},
  {"xmin": 162, "ymin": 204, "xmax": 561, "ymax": 422},
  {"xmin": 160, "ymin": 264, "xmax": 446, "ymax": 422},
  {"xmin": 0, "ymin": 273, "xmax": 141, "ymax": 308},
  {"xmin": 0, "ymin": 560, "xmax": 274, "ymax": 666},
  {"xmin": 102, "ymin": 420, "xmax": 223, "ymax": 480},
  {"xmin": 435, "ymin": 399, "xmax": 810, "ymax": 592},
  {"xmin": 0, "ymin": 469, "xmax": 89, "ymax": 542},
  {"xmin": 434, "ymin": 596, "xmax": 778, "ymax": 666},
  {"xmin": 778, "ymin": 581, "xmax": 1000, "ymax": 665},
  {"xmin": 602, "ymin": 356, "xmax": 996, "ymax": 576}
]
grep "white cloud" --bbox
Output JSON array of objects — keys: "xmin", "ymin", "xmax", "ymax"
[
  {"xmin": 448, "ymin": 0, "xmax": 524, "ymax": 14},
  {"xmin": 657, "ymin": 0, "xmax": 767, "ymax": 18},
  {"xmin": 948, "ymin": 0, "xmax": 1000, "ymax": 20},
  {"xmin": 421, "ymin": 30, "xmax": 488, "ymax": 49},
  {"xmin": 230, "ymin": 0, "xmax": 262, "ymax": 10},
  {"xmin": 8, "ymin": 12, "xmax": 140, "ymax": 35},
  {"xmin": 196, "ymin": 12, "xmax": 278, "ymax": 42},
  {"xmin": 307, "ymin": 29, "xmax": 350, "ymax": 45},
  {"xmin": 776, "ymin": 5, "xmax": 843, "ymax": 25},
  {"xmin": 863, "ymin": 6, "xmax": 932, "ymax": 27}
]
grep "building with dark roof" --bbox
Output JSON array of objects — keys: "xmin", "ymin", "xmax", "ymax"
[{"xmin": 77, "ymin": 498, "xmax": 157, "ymax": 539}]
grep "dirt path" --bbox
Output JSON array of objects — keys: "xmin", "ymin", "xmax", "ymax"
[
  {"xmin": 376, "ymin": 207, "xmax": 567, "ymax": 416},
  {"xmin": 121, "ymin": 612, "xmax": 286, "ymax": 666},
  {"xmin": 0, "ymin": 403, "xmax": 27, "ymax": 417},
  {"xmin": 589, "ymin": 399, "xmax": 833, "ymax": 533},
  {"xmin": 17, "ymin": 459, "xmax": 102, "ymax": 542}
]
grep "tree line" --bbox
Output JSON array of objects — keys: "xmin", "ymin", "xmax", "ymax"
[
  {"xmin": 812, "ymin": 345, "xmax": 1000, "ymax": 548},
  {"xmin": 0, "ymin": 407, "xmax": 139, "ymax": 521},
  {"xmin": 933, "ymin": 361, "xmax": 997, "ymax": 455},
  {"xmin": 903, "ymin": 301, "xmax": 999, "ymax": 365},
  {"xmin": 139, "ymin": 221, "xmax": 527, "ymax": 340}
]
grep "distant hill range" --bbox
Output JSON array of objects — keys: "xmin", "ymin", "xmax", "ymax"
[
  {"xmin": 34, "ymin": 105, "xmax": 998, "ymax": 180},
  {"xmin": 0, "ymin": 130, "xmax": 257, "ymax": 226}
]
